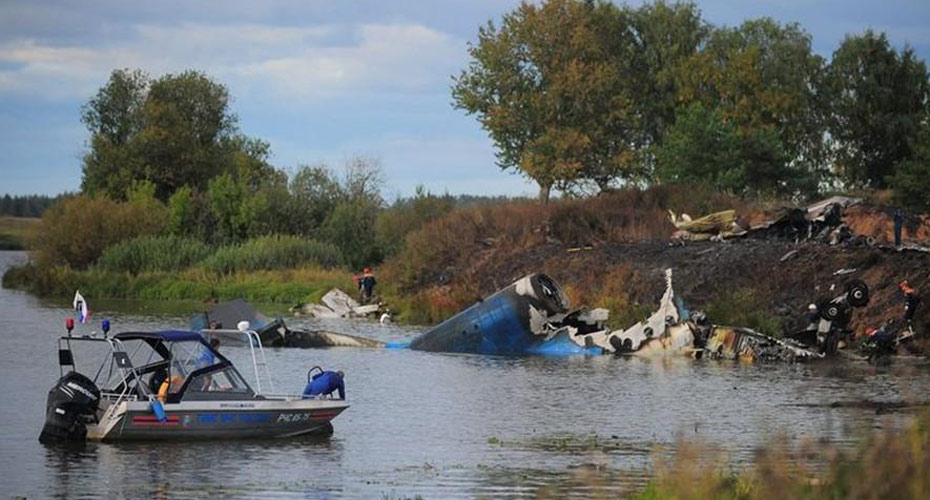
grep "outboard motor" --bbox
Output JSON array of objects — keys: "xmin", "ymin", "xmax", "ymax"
[{"xmin": 39, "ymin": 372, "xmax": 100, "ymax": 444}]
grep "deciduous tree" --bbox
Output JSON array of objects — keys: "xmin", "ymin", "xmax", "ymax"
[
  {"xmin": 452, "ymin": 0, "xmax": 641, "ymax": 202},
  {"xmin": 828, "ymin": 31, "xmax": 930, "ymax": 188},
  {"xmin": 676, "ymin": 18, "xmax": 828, "ymax": 194},
  {"xmin": 81, "ymin": 69, "xmax": 272, "ymax": 201}
]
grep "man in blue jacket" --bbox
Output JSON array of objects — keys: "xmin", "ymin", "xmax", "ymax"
[{"xmin": 303, "ymin": 370, "xmax": 345, "ymax": 399}]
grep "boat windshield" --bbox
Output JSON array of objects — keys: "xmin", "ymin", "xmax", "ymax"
[
  {"xmin": 166, "ymin": 339, "xmax": 255, "ymax": 401},
  {"xmin": 182, "ymin": 366, "xmax": 254, "ymax": 400},
  {"xmin": 169, "ymin": 339, "xmax": 221, "ymax": 377}
]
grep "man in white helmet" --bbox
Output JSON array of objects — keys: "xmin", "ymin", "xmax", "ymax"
[{"xmin": 806, "ymin": 303, "xmax": 819, "ymax": 330}]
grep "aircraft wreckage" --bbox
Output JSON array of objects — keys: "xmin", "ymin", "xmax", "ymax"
[
  {"xmin": 196, "ymin": 270, "xmax": 869, "ymax": 362},
  {"xmin": 408, "ymin": 269, "xmax": 864, "ymax": 361},
  {"xmin": 191, "ymin": 299, "xmax": 386, "ymax": 349}
]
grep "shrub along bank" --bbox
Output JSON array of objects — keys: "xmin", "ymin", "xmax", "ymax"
[
  {"xmin": 378, "ymin": 185, "xmax": 929, "ymax": 337},
  {"xmin": 2, "ymin": 264, "xmax": 352, "ymax": 305},
  {"xmin": 6, "ymin": 183, "xmax": 927, "ymax": 338}
]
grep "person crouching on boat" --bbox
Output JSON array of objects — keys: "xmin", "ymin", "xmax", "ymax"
[{"xmin": 303, "ymin": 370, "xmax": 345, "ymax": 400}]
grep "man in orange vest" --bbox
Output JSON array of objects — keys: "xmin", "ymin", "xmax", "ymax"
[
  {"xmin": 899, "ymin": 280, "xmax": 921, "ymax": 325},
  {"xmin": 359, "ymin": 267, "xmax": 377, "ymax": 303}
]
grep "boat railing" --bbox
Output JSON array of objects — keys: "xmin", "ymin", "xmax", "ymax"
[
  {"xmin": 200, "ymin": 328, "xmax": 275, "ymax": 395},
  {"xmin": 57, "ymin": 335, "xmax": 156, "ymax": 413}
]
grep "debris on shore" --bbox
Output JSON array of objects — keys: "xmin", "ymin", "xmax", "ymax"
[
  {"xmin": 671, "ymin": 196, "xmax": 930, "ymax": 255},
  {"xmin": 293, "ymin": 289, "xmax": 384, "ymax": 319}
]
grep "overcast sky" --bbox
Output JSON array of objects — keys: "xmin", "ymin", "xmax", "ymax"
[{"xmin": 1, "ymin": 0, "xmax": 928, "ymax": 199}]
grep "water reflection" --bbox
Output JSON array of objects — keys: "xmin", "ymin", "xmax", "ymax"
[
  {"xmin": 3, "ymin": 251, "xmax": 930, "ymax": 499},
  {"xmin": 44, "ymin": 436, "xmax": 345, "ymax": 499}
]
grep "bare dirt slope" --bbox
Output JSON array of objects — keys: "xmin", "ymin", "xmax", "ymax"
[{"xmin": 386, "ymin": 193, "xmax": 930, "ymax": 337}]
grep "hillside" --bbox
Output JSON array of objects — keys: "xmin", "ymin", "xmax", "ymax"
[{"xmin": 381, "ymin": 187, "xmax": 930, "ymax": 339}]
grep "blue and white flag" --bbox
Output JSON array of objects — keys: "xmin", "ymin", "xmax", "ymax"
[{"xmin": 73, "ymin": 290, "xmax": 90, "ymax": 324}]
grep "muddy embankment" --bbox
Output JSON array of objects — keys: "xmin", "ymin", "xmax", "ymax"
[
  {"xmin": 385, "ymin": 193, "xmax": 930, "ymax": 338},
  {"xmin": 544, "ymin": 238, "xmax": 928, "ymax": 335}
]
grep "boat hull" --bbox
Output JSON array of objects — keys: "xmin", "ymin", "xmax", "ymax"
[{"xmin": 89, "ymin": 398, "xmax": 348, "ymax": 441}]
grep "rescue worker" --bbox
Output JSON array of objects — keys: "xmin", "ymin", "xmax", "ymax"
[
  {"xmin": 894, "ymin": 209, "xmax": 904, "ymax": 247},
  {"xmin": 303, "ymin": 370, "xmax": 345, "ymax": 400},
  {"xmin": 865, "ymin": 325, "xmax": 896, "ymax": 357},
  {"xmin": 899, "ymin": 280, "xmax": 921, "ymax": 324},
  {"xmin": 359, "ymin": 267, "xmax": 377, "ymax": 303},
  {"xmin": 199, "ymin": 338, "xmax": 220, "ymax": 368},
  {"xmin": 806, "ymin": 303, "xmax": 819, "ymax": 329},
  {"xmin": 157, "ymin": 374, "xmax": 185, "ymax": 403}
]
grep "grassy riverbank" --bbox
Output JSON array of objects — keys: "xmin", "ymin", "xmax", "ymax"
[
  {"xmin": 0, "ymin": 216, "xmax": 37, "ymax": 250},
  {"xmin": 4, "ymin": 185, "xmax": 929, "ymax": 335},
  {"xmin": 2, "ymin": 263, "xmax": 353, "ymax": 305}
]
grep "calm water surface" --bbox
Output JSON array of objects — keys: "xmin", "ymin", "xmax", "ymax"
[{"xmin": 1, "ymin": 251, "xmax": 928, "ymax": 499}]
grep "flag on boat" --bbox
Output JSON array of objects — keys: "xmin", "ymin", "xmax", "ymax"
[{"xmin": 73, "ymin": 290, "xmax": 90, "ymax": 324}]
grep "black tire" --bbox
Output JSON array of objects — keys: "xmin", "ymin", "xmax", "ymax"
[
  {"xmin": 846, "ymin": 280, "xmax": 870, "ymax": 308},
  {"xmin": 823, "ymin": 332, "xmax": 840, "ymax": 355},
  {"xmin": 822, "ymin": 302, "xmax": 841, "ymax": 321}
]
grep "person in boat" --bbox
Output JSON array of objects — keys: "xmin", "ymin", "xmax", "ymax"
[
  {"xmin": 303, "ymin": 370, "xmax": 345, "ymax": 400},
  {"xmin": 359, "ymin": 267, "xmax": 377, "ymax": 303},
  {"xmin": 899, "ymin": 280, "xmax": 921, "ymax": 325},
  {"xmin": 157, "ymin": 373, "xmax": 185, "ymax": 403},
  {"xmin": 150, "ymin": 367, "xmax": 168, "ymax": 395},
  {"xmin": 199, "ymin": 338, "xmax": 220, "ymax": 368}
]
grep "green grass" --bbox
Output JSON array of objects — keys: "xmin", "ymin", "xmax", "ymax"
[
  {"xmin": 2, "ymin": 264, "xmax": 354, "ymax": 304},
  {"xmin": 199, "ymin": 235, "xmax": 343, "ymax": 275},
  {"xmin": 97, "ymin": 235, "xmax": 212, "ymax": 273},
  {"xmin": 0, "ymin": 216, "xmax": 38, "ymax": 250}
]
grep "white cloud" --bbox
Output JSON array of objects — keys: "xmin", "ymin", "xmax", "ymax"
[
  {"xmin": 0, "ymin": 21, "xmax": 464, "ymax": 103},
  {"xmin": 235, "ymin": 23, "xmax": 461, "ymax": 98}
]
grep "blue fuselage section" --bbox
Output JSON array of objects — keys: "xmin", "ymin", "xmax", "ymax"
[{"xmin": 407, "ymin": 275, "xmax": 601, "ymax": 356}]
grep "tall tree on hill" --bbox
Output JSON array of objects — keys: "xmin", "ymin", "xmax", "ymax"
[
  {"xmin": 452, "ymin": 0, "xmax": 642, "ymax": 203},
  {"xmin": 888, "ymin": 110, "xmax": 930, "ymax": 210},
  {"xmin": 827, "ymin": 31, "xmax": 930, "ymax": 189},
  {"xmin": 631, "ymin": 1, "xmax": 709, "ymax": 151},
  {"xmin": 676, "ymin": 18, "xmax": 828, "ymax": 194},
  {"xmin": 81, "ymin": 69, "xmax": 272, "ymax": 201},
  {"xmin": 655, "ymin": 103, "xmax": 789, "ymax": 195}
]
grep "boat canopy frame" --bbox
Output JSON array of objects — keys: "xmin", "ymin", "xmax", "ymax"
[{"xmin": 56, "ymin": 328, "xmax": 276, "ymax": 409}]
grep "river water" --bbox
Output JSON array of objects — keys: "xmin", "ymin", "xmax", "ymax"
[{"xmin": 2, "ymin": 250, "xmax": 928, "ymax": 499}]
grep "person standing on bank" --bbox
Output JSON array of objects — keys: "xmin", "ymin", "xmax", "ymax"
[
  {"xmin": 359, "ymin": 267, "xmax": 377, "ymax": 303},
  {"xmin": 894, "ymin": 209, "xmax": 904, "ymax": 247},
  {"xmin": 899, "ymin": 280, "xmax": 921, "ymax": 325}
]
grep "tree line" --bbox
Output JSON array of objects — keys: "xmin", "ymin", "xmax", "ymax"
[
  {"xmin": 452, "ymin": 0, "xmax": 930, "ymax": 207},
  {"xmin": 27, "ymin": 68, "xmax": 459, "ymax": 271},
  {"xmin": 0, "ymin": 194, "xmax": 73, "ymax": 218}
]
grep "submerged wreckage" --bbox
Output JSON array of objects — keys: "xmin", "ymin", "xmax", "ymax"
[
  {"xmin": 401, "ymin": 269, "xmax": 870, "ymax": 361},
  {"xmin": 191, "ymin": 299, "xmax": 385, "ymax": 349},
  {"xmin": 197, "ymin": 269, "xmax": 870, "ymax": 362},
  {"xmin": 408, "ymin": 273, "xmax": 603, "ymax": 355}
]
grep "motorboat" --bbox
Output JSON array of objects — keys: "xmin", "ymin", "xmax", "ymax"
[{"xmin": 39, "ymin": 325, "xmax": 348, "ymax": 443}]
